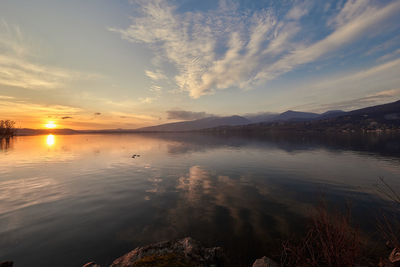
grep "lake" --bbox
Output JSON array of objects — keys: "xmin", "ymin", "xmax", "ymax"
[{"xmin": 1, "ymin": 133, "xmax": 400, "ymax": 266}]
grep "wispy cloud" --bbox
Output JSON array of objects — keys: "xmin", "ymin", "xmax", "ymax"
[
  {"xmin": 150, "ymin": 84, "xmax": 162, "ymax": 93},
  {"xmin": 0, "ymin": 54, "xmax": 74, "ymax": 89},
  {"xmin": 0, "ymin": 98, "xmax": 82, "ymax": 118},
  {"xmin": 365, "ymin": 35, "xmax": 400, "ymax": 56},
  {"xmin": 306, "ymin": 88, "xmax": 400, "ymax": 112},
  {"xmin": 255, "ymin": 0, "xmax": 400, "ymax": 82},
  {"xmin": 0, "ymin": 19, "xmax": 28, "ymax": 56},
  {"xmin": 139, "ymin": 97, "xmax": 156, "ymax": 104},
  {"xmin": 109, "ymin": 111, "xmax": 159, "ymax": 126},
  {"xmin": 287, "ymin": 57, "xmax": 400, "ymax": 112},
  {"xmin": 145, "ymin": 70, "xmax": 167, "ymax": 81},
  {"xmin": 0, "ymin": 20, "xmax": 99, "ymax": 90},
  {"xmin": 377, "ymin": 48, "xmax": 400, "ymax": 62},
  {"xmin": 111, "ymin": 0, "xmax": 400, "ymax": 98},
  {"xmin": 0, "ymin": 95, "xmax": 15, "ymax": 100}
]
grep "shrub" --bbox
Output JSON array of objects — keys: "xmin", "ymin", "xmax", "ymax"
[
  {"xmin": 377, "ymin": 177, "xmax": 400, "ymax": 266},
  {"xmin": 281, "ymin": 200, "xmax": 361, "ymax": 267}
]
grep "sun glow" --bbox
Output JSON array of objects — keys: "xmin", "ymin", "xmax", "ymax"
[
  {"xmin": 46, "ymin": 134, "xmax": 55, "ymax": 146},
  {"xmin": 45, "ymin": 121, "xmax": 57, "ymax": 129}
]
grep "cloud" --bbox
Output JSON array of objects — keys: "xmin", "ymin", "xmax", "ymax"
[
  {"xmin": 150, "ymin": 85, "xmax": 162, "ymax": 92},
  {"xmin": 0, "ymin": 20, "xmax": 99, "ymax": 90},
  {"xmin": 109, "ymin": 111, "xmax": 159, "ymax": 125},
  {"xmin": 377, "ymin": 48, "xmax": 400, "ymax": 62},
  {"xmin": 255, "ymin": 0, "xmax": 400, "ymax": 83},
  {"xmin": 0, "ymin": 54, "xmax": 74, "ymax": 89},
  {"xmin": 309, "ymin": 89, "xmax": 400, "ymax": 111},
  {"xmin": 371, "ymin": 88, "xmax": 400, "ymax": 98},
  {"xmin": 94, "ymin": 112, "xmax": 101, "ymax": 116},
  {"xmin": 286, "ymin": 2, "xmax": 310, "ymax": 20},
  {"xmin": 287, "ymin": 58, "xmax": 400, "ymax": 112},
  {"xmin": 365, "ymin": 35, "xmax": 400, "ymax": 56},
  {"xmin": 0, "ymin": 95, "xmax": 15, "ymax": 100},
  {"xmin": 0, "ymin": 19, "xmax": 28, "ymax": 56},
  {"xmin": 0, "ymin": 98, "xmax": 82, "ymax": 120},
  {"xmin": 145, "ymin": 70, "xmax": 167, "ymax": 81},
  {"xmin": 166, "ymin": 110, "xmax": 214, "ymax": 120},
  {"xmin": 111, "ymin": 0, "xmax": 400, "ymax": 98},
  {"xmin": 139, "ymin": 97, "xmax": 155, "ymax": 104},
  {"xmin": 61, "ymin": 116, "xmax": 73, "ymax": 119},
  {"xmin": 311, "ymin": 57, "xmax": 400, "ymax": 96},
  {"xmin": 109, "ymin": 0, "xmax": 285, "ymax": 98}
]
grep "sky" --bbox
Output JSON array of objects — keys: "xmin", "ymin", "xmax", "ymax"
[{"xmin": 0, "ymin": 0, "xmax": 400, "ymax": 129}]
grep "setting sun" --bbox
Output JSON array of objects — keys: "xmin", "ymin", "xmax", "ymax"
[{"xmin": 45, "ymin": 122, "xmax": 57, "ymax": 129}]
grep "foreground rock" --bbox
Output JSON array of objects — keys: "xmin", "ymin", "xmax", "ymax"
[
  {"xmin": 390, "ymin": 248, "xmax": 400, "ymax": 264},
  {"xmin": 83, "ymin": 237, "xmax": 226, "ymax": 267},
  {"xmin": 252, "ymin": 256, "xmax": 279, "ymax": 267}
]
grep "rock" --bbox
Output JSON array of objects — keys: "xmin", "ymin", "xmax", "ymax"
[
  {"xmin": 252, "ymin": 256, "xmax": 279, "ymax": 267},
  {"xmin": 390, "ymin": 248, "xmax": 400, "ymax": 263},
  {"xmin": 110, "ymin": 237, "xmax": 226, "ymax": 267},
  {"xmin": 82, "ymin": 262, "xmax": 101, "ymax": 267},
  {"xmin": 0, "ymin": 262, "xmax": 13, "ymax": 267}
]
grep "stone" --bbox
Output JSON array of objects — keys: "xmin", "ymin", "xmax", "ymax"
[
  {"xmin": 110, "ymin": 237, "xmax": 226, "ymax": 267},
  {"xmin": 390, "ymin": 248, "xmax": 400, "ymax": 263},
  {"xmin": 252, "ymin": 256, "xmax": 279, "ymax": 267}
]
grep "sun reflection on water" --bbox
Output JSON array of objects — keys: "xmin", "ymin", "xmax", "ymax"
[{"xmin": 46, "ymin": 134, "xmax": 55, "ymax": 147}]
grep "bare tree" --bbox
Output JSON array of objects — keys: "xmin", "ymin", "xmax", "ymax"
[{"xmin": 0, "ymin": 120, "xmax": 16, "ymax": 138}]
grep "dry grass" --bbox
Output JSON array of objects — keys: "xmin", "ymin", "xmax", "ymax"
[
  {"xmin": 281, "ymin": 200, "xmax": 361, "ymax": 267},
  {"xmin": 377, "ymin": 177, "xmax": 400, "ymax": 266},
  {"xmin": 280, "ymin": 179, "xmax": 400, "ymax": 267}
]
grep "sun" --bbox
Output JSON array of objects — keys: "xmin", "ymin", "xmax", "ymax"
[{"xmin": 45, "ymin": 121, "xmax": 57, "ymax": 129}]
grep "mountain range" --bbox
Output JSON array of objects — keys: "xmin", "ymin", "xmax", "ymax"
[
  {"xmin": 136, "ymin": 100, "xmax": 400, "ymax": 133},
  {"xmin": 14, "ymin": 100, "xmax": 400, "ymax": 135},
  {"xmin": 201, "ymin": 100, "xmax": 400, "ymax": 134},
  {"xmin": 136, "ymin": 115, "xmax": 251, "ymax": 132},
  {"xmin": 135, "ymin": 110, "xmax": 337, "ymax": 132}
]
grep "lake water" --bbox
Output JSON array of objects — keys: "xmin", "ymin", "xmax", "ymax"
[{"xmin": 0, "ymin": 133, "xmax": 400, "ymax": 266}]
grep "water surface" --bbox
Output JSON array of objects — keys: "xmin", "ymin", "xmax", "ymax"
[{"xmin": 0, "ymin": 133, "xmax": 399, "ymax": 266}]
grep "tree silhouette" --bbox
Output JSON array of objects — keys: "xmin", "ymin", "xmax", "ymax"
[{"xmin": 0, "ymin": 120, "xmax": 16, "ymax": 138}]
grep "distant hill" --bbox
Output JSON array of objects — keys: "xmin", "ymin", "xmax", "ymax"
[
  {"xmin": 200, "ymin": 100, "xmax": 400, "ymax": 133},
  {"xmin": 136, "ymin": 116, "xmax": 251, "ymax": 132},
  {"xmin": 246, "ymin": 110, "xmax": 343, "ymax": 123},
  {"xmin": 348, "ymin": 100, "xmax": 400, "ymax": 118},
  {"xmin": 318, "ymin": 110, "xmax": 346, "ymax": 119},
  {"xmin": 271, "ymin": 110, "xmax": 320, "ymax": 122},
  {"xmin": 135, "ymin": 109, "xmax": 336, "ymax": 132},
  {"xmin": 245, "ymin": 110, "xmax": 345, "ymax": 123},
  {"xmin": 245, "ymin": 112, "xmax": 277, "ymax": 123},
  {"xmin": 16, "ymin": 128, "xmax": 79, "ymax": 136}
]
